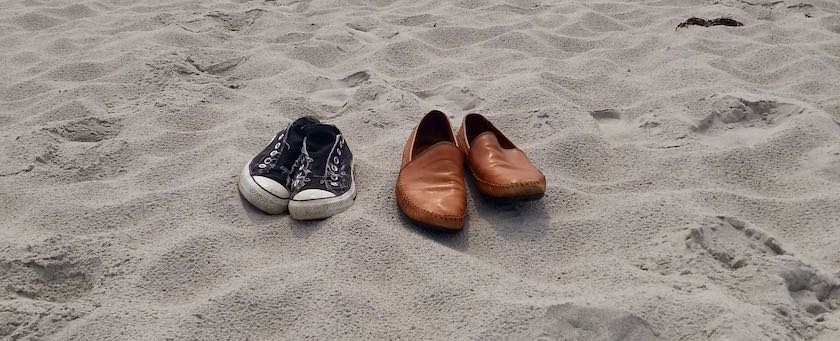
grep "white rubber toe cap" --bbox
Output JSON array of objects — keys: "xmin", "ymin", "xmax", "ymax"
[
  {"xmin": 292, "ymin": 189, "xmax": 336, "ymax": 201},
  {"xmin": 252, "ymin": 176, "xmax": 290, "ymax": 199}
]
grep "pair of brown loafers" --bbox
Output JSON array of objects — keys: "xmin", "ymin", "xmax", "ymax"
[{"xmin": 396, "ymin": 110, "xmax": 546, "ymax": 231}]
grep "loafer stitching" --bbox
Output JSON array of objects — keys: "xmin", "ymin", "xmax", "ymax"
[
  {"xmin": 395, "ymin": 184, "xmax": 466, "ymax": 221},
  {"xmin": 470, "ymin": 173, "xmax": 545, "ymax": 190}
]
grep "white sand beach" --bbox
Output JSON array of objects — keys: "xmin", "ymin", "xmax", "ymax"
[{"xmin": 1, "ymin": 0, "xmax": 840, "ymax": 339}]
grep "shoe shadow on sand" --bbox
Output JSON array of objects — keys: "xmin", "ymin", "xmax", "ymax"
[
  {"xmin": 237, "ymin": 191, "xmax": 323, "ymax": 238},
  {"xmin": 287, "ymin": 219, "xmax": 324, "ymax": 239},
  {"xmin": 397, "ymin": 207, "xmax": 471, "ymax": 252},
  {"xmin": 467, "ymin": 177, "xmax": 550, "ymax": 241},
  {"xmin": 518, "ymin": 304, "xmax": 661, "ymax": 340},
  {"xmin": 398, "ymin": 177, "xmax": 550, "ymax": 250},
  {"xmin": 238, "ymin": 191, "xmax": 273, "ymax": 221}
]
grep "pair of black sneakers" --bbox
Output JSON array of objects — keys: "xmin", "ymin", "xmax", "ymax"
[{"xmin": 239, "ymin": 117, "xmax": 355, "ymax": 220}]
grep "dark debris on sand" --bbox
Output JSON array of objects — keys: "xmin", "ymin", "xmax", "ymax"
[{"xmin": 676, "ymin": 17, "xmax": 744, "ymax": 30}]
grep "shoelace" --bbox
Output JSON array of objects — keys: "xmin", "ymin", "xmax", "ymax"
[
  {"xmin": 290, "ymin": 153, "xmax": 313, "ymax": 192},
  {"xmin": 321, "ymin": 162, "xmax": 347, "ymax": 188},
  {"xmin": 290, "ymin": 143, "xmax": 348, "ymax": 192}
]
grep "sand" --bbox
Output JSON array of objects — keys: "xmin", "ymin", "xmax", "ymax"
[{"xmin": 1, "ymin": 0, "xmax": 840, "ymax": 339}]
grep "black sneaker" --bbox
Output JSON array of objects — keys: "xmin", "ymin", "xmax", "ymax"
[
  {"xmin": 238, "ymin": 116, "xmax": 319, "ymax": 214},
  {"xmin": 287, "ymin": 123, "xmax": 356, "ymax": 220}
]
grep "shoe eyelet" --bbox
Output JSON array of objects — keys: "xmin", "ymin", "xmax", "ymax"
[
  {"xmin": 278, "ymin": 133, "xmax": 284, "ymax": 141},
  {"xmin": 274, "ymin": 143, "xmax": 281, "ymax": 149},
  {"xmin": 333, "ymin": 157, "xmax": 339, "ymax": 164},
  {"xmin": 257, "ymin": 164, "xmax": 267, "ymax": 169},
  {"xmin": 270, "ymin": 150, "xmax": 279, "ymax": 156}
]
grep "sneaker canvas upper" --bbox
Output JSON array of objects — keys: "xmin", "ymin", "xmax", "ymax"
[{"xmin": 247, "ymin": 116, "xmax": 319, "ymax": 198}]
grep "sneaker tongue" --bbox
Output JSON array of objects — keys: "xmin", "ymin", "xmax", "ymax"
[
  {"xmin": 285, "ymin": 126, "xmax": 305, "ymax": 150},
  {"xmin": 295, "ymin": 116, "xmax": 319, "ymax": 127},
  {"xmin": 305, "ymin": 123, "xmax": 340, "ymax": 135},
  {"xmin": 305, "ymin": 124, "xmax": 340, "ymax": 155},
  {"xmin": 287, "ymin": 117, "xmax": 319, "ymax": 147}
]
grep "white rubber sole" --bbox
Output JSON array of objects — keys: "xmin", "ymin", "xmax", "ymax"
[
  {"xmin": 238, "ymin": 163, "xmax": 289, "ymax": 214},
  {"xmin": 288, "ymin": 177, "xmax": 356, "ymax": 221}
]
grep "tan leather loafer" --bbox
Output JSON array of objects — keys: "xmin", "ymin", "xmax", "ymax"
[
  {"xmin": 456, "ymin": 113, "xmax": 546, "ymax": 199},
  {"xmin": 396, "ymin": 110, "xmax": 467, "ymax": 231}
]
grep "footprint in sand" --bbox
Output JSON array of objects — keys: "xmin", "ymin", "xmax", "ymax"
[
  {"xmin": 779, "ymin": 259, "xmax": 839, "ymax": 315},
  {"xmin": 346, "ymin": 17, "xmax": 399, "ymax": 42},
  {"xmin": 682, "ymin": 94, "xmax": 840, "ymax": 149},
  {"xmin": 185, "ymin": 54, "xmax": 248, "ymax": 76},
  {"xmin": 0, "ymin": 241, "xmax": 98, "ymax": 339},
  {"xmin": 0, "ymin": 256, "xmax": 97, "ymax": 303},
  {"xmin": 308, "ymin": 71, "xmax": 371, "ymax": 111},
  {"xmin": 588, "ymin": 109, "xmax": 627, "ymax": 140},
  {"xmin": 589, "ymin": 109, "xmax": 679, "ymax": 149},
  {"xmin": 48, "ymin": 117, "xmax": 120, "ymax": 142},
  {"xmin": 686, "ymin": 216, "xmax": 839, "ymax": 316},
  {"xmin": 521, "ymin": 304, "xmax": 660, "ymax": 340},
  {"xmin": 693, "ymin": 95, "xmax": 805, "ymax": 133},
  {"xmin": 686, "ymin": 216, "xmax": 784, "ymax": 270},
  {"xmin": 412, "ymin": 85, "xmax": 483, "ymax": 112},
  {"xmin": 30, "ymin": 119, "xmax": 130, "ymax": 181},
  {"xmin": 177, "ymin": 9, "xmax": 265, "ymax": 33}
]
